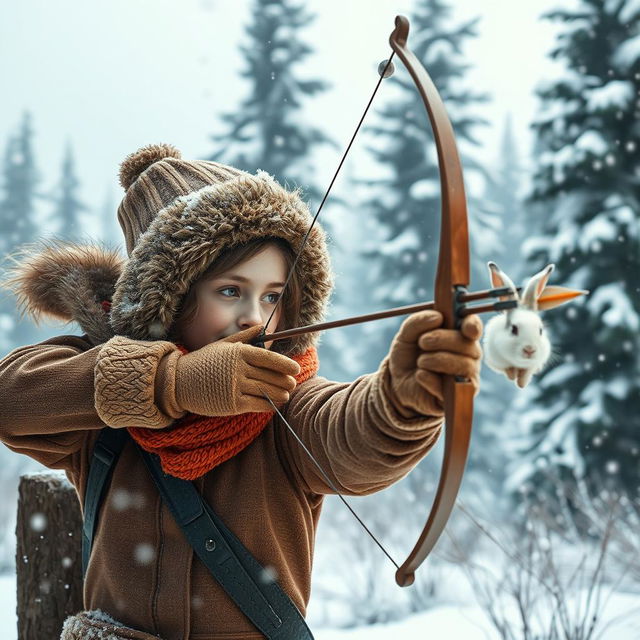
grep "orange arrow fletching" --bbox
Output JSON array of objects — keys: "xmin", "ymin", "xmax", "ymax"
[{"xmin": 537, "ymin": 285, "xmax": 589, "ymax": 310}]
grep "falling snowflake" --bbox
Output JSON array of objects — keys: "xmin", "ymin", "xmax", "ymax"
[
  {"xmin": 148, "ymin": 321, "xmax": 166, "ymax": 338},
  {"xmin": 606, "ymin": 460, "xmax": 619, "ymax": 474},
  {"xmin": 111, "ymin": 489, "xmax": 132, "ymax": 511},
  {"xmin": 30, "ymin": 513, "xmax": 47, "ymax": 532},
  {"xmin": 134, "ymin": 543, "xmax": 156, "ymax": 565},
  {"xmin": 259, "ymin": 566, "xmax": 278, "ymax": 584},
  {"xmin": 538, "ymin": 538, "xmax": 551, "ymax": 551}
]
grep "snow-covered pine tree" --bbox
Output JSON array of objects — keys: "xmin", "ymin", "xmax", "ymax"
[
  {"xmin": 0, "ymin": 113, "xmax": 39, "ymax": 260},
  {"xmin": 482, "ymin": 113, "xmax": 527, "ymax": 274},
  {"xmin": 507, "ymin": 0, "xmax": 640, "ymax": 505},
  {"xmin": 47, "ymin": 142, "xmax": 87, "ymax": 242},
  {"xmin": 356, "ymin": 0, "xmax": 497, "ymax": 374},
  {"xmin": 0, "ymin": 112, "xmax": 41, "ymax": 351},
  {"xmin": 208, "ymin": 0, "xmax": 334, "ymax": 205}
]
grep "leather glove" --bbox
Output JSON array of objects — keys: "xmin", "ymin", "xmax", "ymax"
[
  {"xmin": 175, "ymin": 325, "xmax": 301, "ymax": 416},
  {"xmin": 387, "ymin": 310, "xmax": 483, "ymax": 418}
]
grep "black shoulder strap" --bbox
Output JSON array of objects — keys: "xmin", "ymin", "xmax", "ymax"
[
  {"xmin": 82, "ymin": 427, "xmax": 128, "ymax": 578},
  {"xmin": 138, "ymin": 445, "xmax": 314, "ymax": 640},
  {"xmin": 83, "ymin": 428, "xmax": 314, "ymax": 640}
]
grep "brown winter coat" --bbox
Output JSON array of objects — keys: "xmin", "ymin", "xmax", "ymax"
[
  {"xmin": 0, "ymin": 154, "xmax": 444, "ymax": 639},
  {"xmin": 0, "ymin": 332, "xmax": 443, "ymax": 639}
]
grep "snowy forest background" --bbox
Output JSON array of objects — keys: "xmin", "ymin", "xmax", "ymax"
[{"xmin": 0, "ymin": 0, "xmax": 639, "ymax": 637}]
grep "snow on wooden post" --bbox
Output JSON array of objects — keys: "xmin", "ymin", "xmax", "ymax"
[{"xmin": 16, "ymin": 472, "xmax": 83, "ymax": 640}]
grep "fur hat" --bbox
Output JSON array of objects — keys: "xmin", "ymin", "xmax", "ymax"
[{"xmin": 1, "ymin": 144, "xmax": 333, "ymax": 355}]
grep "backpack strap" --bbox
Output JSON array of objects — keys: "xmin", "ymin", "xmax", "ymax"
[{"xmin": 83, "ymin": 428, "xmax": 314, "ymax": 640}]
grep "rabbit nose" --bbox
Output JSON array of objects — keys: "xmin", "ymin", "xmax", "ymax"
[{"xmin": 523, "ymin": 346, "xmax": 536, "ymax": 357}]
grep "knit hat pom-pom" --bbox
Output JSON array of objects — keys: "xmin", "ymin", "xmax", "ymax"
[{"xmin": 119, "ymin": 143, "xmax": 182, "ymax": 190}]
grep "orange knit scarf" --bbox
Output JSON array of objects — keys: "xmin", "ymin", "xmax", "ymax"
[{"xmin": 128, "ymin": 346, "xmax": 319, "ymax": 480}]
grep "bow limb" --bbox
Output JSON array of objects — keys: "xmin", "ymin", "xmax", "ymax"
[{"xmin": 389, "ymin": 15, "xmax": 475, "ymax": 587}]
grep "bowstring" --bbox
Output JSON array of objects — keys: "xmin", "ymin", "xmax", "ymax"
[
  {"xmin": 259, "ymin": 388, "xmax": 399, "ymax": 570},
  {"xmin": 258, "ymin": 53, "xmax": 399, "ymax": 569},
  {"xmin": 262, "ymin": 53, "xmax": 396, "ymax": 336}
]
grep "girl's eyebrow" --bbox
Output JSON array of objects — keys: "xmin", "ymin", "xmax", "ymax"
[{"xmin": 216, "ymin": 274, "xmax": 285, "ymax": 288}]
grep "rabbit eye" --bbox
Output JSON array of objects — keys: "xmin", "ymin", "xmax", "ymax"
[
  {"xmin": 511, "ymin": 324, "xmax": 518, "ymax": 336},
  {"xmin": 539, "ymin": 327, "xmax": 543, "ymax": 335}
]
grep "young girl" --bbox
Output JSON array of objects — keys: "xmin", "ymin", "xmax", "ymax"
[{"xmin": 0, "ymin": 143, "xmax": 482, "ymax": 640}]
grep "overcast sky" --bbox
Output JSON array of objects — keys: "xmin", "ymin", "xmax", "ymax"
[{"xmin": 0, "ymin": 0, "xmax": 564, "ymax": 240}]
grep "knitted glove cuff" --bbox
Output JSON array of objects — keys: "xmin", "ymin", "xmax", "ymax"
[{"xmin": 94, "ymin": 335, "xmax": 182, "ymax": 429}]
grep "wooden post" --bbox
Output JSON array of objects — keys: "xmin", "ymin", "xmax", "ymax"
[{"xmin": 16, "ymin": 472, "xmax": 84, "ymax": 640}]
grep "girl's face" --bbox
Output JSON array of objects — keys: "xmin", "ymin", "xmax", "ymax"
[{"xmin": 179, "ymin": 244, "xmax": 287, "ymax": 351}]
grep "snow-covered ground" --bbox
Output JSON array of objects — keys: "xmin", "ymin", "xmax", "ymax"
[
  {"xmin": 2, "ymin": 571, "xmax": 639, "ymax": 639},
  {"xmin": 0, "ymin": 574, "xmax": 16, "ymax": 639}
]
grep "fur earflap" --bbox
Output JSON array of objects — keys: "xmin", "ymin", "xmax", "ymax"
[{"xmin": 1, "ymin": 238, "xmax": 125, "ymax": 345}]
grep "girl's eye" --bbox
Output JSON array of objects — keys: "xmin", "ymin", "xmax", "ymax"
[
  {"xmin": 511, "ymin": 324, "xmax": 519, "ymax": 336},
  {"xmin": 217, "ymin": 287, "xmax": 280, "ymax": 304},
  {"xmin": 264, "ymin": 292, "xmax": 281, "ymax": 304}
]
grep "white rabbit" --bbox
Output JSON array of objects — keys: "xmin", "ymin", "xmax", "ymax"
[{"xmin": 483, "ymin": 262, "xmax": 555, "ymax": 389}]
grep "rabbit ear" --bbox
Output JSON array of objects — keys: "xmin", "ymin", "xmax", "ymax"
[
  {"xmin": 487, "ymin": 261, "xmax": 519, "ymax": 304},
  {"xmin": 521, "ymin": 264, "xmax": 555, "ymax": 311}
]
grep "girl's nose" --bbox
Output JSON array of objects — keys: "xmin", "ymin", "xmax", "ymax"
[{"xmin": 238, "ymin": 299, "xmax": 263, "ymax": 329}]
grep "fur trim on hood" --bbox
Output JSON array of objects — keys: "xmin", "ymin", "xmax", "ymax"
[{"xmin": 1, "ymin": 172, "xmax": 333, "ymax": 355}]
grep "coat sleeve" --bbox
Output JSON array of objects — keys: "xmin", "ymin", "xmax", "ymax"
[
  {"xmin": 0, "ymin": 334, "xmax": 184, "ymax": 471},
  {"xmin": 276, "ymin": 355, "xmax": 444, "ymax": 497}
]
